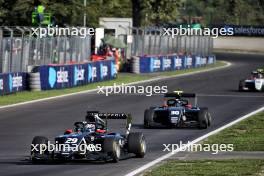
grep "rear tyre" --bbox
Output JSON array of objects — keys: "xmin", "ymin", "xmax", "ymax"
[
  {"xmin": 198, "ymin": 108, "xmax": 209, "ymax": 129},
  {"xmin": 238, "ymin": 80, "xmax": 245, "ymax": 92},
  {"xmin": 31, "ymin": 136, "xmax": 49, "ymax": 163},
  {"xmin": 207, "ymin": 112, "xmax": 212, "ymax": 126},
  {"xmin": 144, "ymin": 109, "xmax": 154, "ymax": 128},
  {"xmin": 128, "ymin": 133, "xmax": 146, "ymax": 158},
  {"xmin": 103, "ymin": 138, "xmax": 120, "ymax": 163}
]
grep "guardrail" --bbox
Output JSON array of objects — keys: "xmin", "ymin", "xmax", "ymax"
[{"xmin": 131, "ymin": 54, "xmax": 215, "ymax": 74}]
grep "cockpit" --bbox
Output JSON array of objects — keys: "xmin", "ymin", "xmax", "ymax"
[{"xmin": 74, "ymin": 122, "xmax": 96, "ymax": 133}]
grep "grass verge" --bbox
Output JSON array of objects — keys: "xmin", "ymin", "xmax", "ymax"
[
  {"xmin": 144, "ymin": 159, "xmax": 264, "ymax": 176},
  {"xmin": 204, "ymin": 111, "xmax": 264, "ymax": 151},
  {"xmin": 0, "ymin": 61, "xmax": 226, "ymax": 106}
]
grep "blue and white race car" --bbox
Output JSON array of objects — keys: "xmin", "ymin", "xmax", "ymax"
[
  {"xmin": 239, "ymin": 69, "xmax": 264, "ymax": 91},
  {"xmin": 31, "ymin": 111, "xmax": 146, "ymax": 163},
  {"xmin": 144, "ymin": 91, "xmax": 212, "ymax": 129}
]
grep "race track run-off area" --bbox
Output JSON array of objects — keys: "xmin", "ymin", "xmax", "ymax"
[{"xmin": 0, "ymin": 52, "xmax": 263, "ymax": 176}]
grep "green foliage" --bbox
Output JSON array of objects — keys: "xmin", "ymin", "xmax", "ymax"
[
  {"xmin": 0, "ymin": 0, "xmax": 263, "ymax": 26},
  {"xmin": 0, "ymin": 0, "xmax": 131, "ymax": 27},
  {"xmin": 188, "ymin": 0, "xmax": 264, "ymax": 25}
]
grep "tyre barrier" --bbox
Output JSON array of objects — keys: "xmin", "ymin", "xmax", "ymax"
[
  {"xmin": 131, "ymin": 54, "xmax": 216, "ymax": 73},
  {"xmin": 29, "ymin": 72, "xmax": 41, "ymax": 91},
  {"xmin": 131, "ymin": 56, "xmax": 140, "ymax": 74}
]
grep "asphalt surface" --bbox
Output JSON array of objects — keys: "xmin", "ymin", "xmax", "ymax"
[{"xmin": 0, "ymin": 53, "xmax": 263, "ymax": 176}]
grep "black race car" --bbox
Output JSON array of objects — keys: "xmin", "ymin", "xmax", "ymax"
[
  {"xmin": 144, "ymin": 91, "xmax": 212, "ymax": 129},
  {"xmin": 31, "ymin": 111, "xmax": 146, "ymax": 163}
]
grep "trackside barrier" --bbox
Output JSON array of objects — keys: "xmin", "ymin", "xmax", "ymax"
[
  {"xmin": 30, "ymin": 59, "xmax": 117, "ymax": 91},
  {"xmin": 0, "ymin": 72, "xmax": 27, "ymax": 95},
  {"xmin": 131, "ymin": 54, "xmax": 216, "ymax": 73}
]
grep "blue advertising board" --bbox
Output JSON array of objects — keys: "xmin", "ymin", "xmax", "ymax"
[
  {"xmin": 0, "ymin": 72, "xmax": 27, "ymax": 96},
  {"xmin": 39, "ymin": 59, "xmax": 117, "ymax": 90},
  {"xmin": 138, "ymin": 54, "xmax": 215, "ymax": 73}
]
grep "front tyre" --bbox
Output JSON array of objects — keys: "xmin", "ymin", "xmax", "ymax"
[
  {"xmin": 31, "ymin": 136, "xmax": 49, "ymax": 163},
  {"xmin": 144, "ymin": 109, "xmax": 154, "ymax": 128},
  {"xmin": 198, "ymin": 108, "xmax": 210, "ymax": 129}
]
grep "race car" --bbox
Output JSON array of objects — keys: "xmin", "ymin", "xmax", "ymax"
[
  {"xmin": 144, "ymin": 91, "xmax": 211, "ymax": 129},
  {"xmin": 239, "ymin": 69, "xmax": 264, "ymax": 91},
  {"xmin": 31, "ymin": 111, "xmax": 146, "ymax": 163}
]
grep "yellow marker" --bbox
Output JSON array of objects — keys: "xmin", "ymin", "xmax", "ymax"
[{"xmin": 173, "ymin": 90, "xmax": 183, "ymax": 95}]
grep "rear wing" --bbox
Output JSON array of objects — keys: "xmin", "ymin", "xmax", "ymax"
[
  {"xmin": 164, "ymin": 92, "xmax": 197, "ymax": 106},
  {"xmin": 86, "ymin": 111, "xmax": 132, "ymax": 135},
  {"xmin": 164, "ymin": 92, "xmax": 196, "ymax": 98},
  {"xmin": 86, "ymin": 111, "xmax": 128, "ymax": 119}
]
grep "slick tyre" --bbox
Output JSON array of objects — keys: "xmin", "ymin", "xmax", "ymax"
[
  {"xmin": 128, "ymin": 132, "xmax": 146, "ymax": 158},
  {"xmin": 239, "ymin": 80, "xmax": 245, "ymax": 92},
  {"xmin": 198, "ymin": 108, "xmax": 209, "ymax": 129},
  {"xmin": 104, "ymin": 138, "xmax": 120, "ymax": 163},
  {"xmin": 144, "ymin": 108, "xmax": 154, "ymax": 128},
  {"xmin": 31, "ymin": 136, "xmax": 49, "ymax": 163}
]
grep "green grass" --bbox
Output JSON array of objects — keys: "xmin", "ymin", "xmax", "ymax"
[
  {"xmin": 144, "ymin": 159, "xmax": 264, "ymax": 176},
  {"xmin": 204, "ymin": 111, "xmax": 264, "ymax": 151},
  {"xmin": 144, "ymin": 106, "xmax": 264, "ymax": 176},
  {"xmin": 0, "ymin": 61, "xmax": 226, "ymax": 106}
]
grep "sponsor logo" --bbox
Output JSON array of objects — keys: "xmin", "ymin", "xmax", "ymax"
[
  {"xmin": 76, "ymin": 68, "xmax": 85, "ymax": 81},
  {"xmin": 208, "ymin": 57, "xmax": 214, "ymax": 64},
  {"xmin": 175, "ymin": 57, "xmax": 182, "ymax": 67},
  {"xmin": 92, "ymin": 67, "xmax": 97, "ymax": 79},
  {"xmin": 195, "ymin": 56, "xmax": 201, "ymax": 65},
  {"xmin": 153, "ymin": 59, "xmax": 161, "ymax": 69},
  {"xmin": 163, "ymin": 59, "xmax": 171, "ymax": 68},
  {"xmin": 12, "ymin": 76, "xmax": 22, "ymax": 88},
  {"xmin": 57, "ymin": 70, "xmax": 69, "ymax": 83},
  {"xmin": 0, "ymin": 79, "xmax": 3, "ymax": 90},
  {"xmin": 186, "ymin": 57, "xmax": 192, "ymax": 66},
  {"xmin": 201, "ymin": 57, "xmax": 207, "ymax": 65},
  {"xmin": 102, "ymin": 65, "xmax": 108, "ymax": 77}
]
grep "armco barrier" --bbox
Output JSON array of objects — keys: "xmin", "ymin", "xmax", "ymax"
[
  {"xmin": 132, "ymin": 54, "xmax": 215, "ymax": 73},
  {"xmin": 0, "ymin": 72, "xmax": 28, "ymax": 95},
  {"xmin": 31, "ymin": 59, "xmax": 117, "ymax": 91}
]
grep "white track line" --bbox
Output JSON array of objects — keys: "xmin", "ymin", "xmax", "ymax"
[
  {"xmin": 0, "ymin": 61, "xmax": 231, "ymax": 109},
  {"xmin": 125, "ymin": 106, "xmax": 264, "ymax": 176},
  {"xmin": 197, "ymin": 94, "xmax": 264, "ymax": 98}
]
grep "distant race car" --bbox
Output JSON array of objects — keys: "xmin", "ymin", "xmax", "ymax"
[
  {"xmin": 239, "ymin": 69, "xmax": 264, "ymax": 91},
  {"xmin": 144, "ymin": 91, "xmax": 212, "ymax": 129},
  {"xmin": 31, "ymin": 111, "xmax": 146, "ymax": 163}
]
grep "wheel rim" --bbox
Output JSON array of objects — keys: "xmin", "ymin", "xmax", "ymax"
[
  {"xmin": 141, "ymin": 139, "xmax": 146, "ymax": 154},
  {"xmin": 115, "ymin": 142, "xmax": 121, "ymax": 158}
]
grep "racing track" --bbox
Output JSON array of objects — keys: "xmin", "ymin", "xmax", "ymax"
[{"xmin": 0, "ymin": 53, "xmax": 263, "ymax": 176}]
